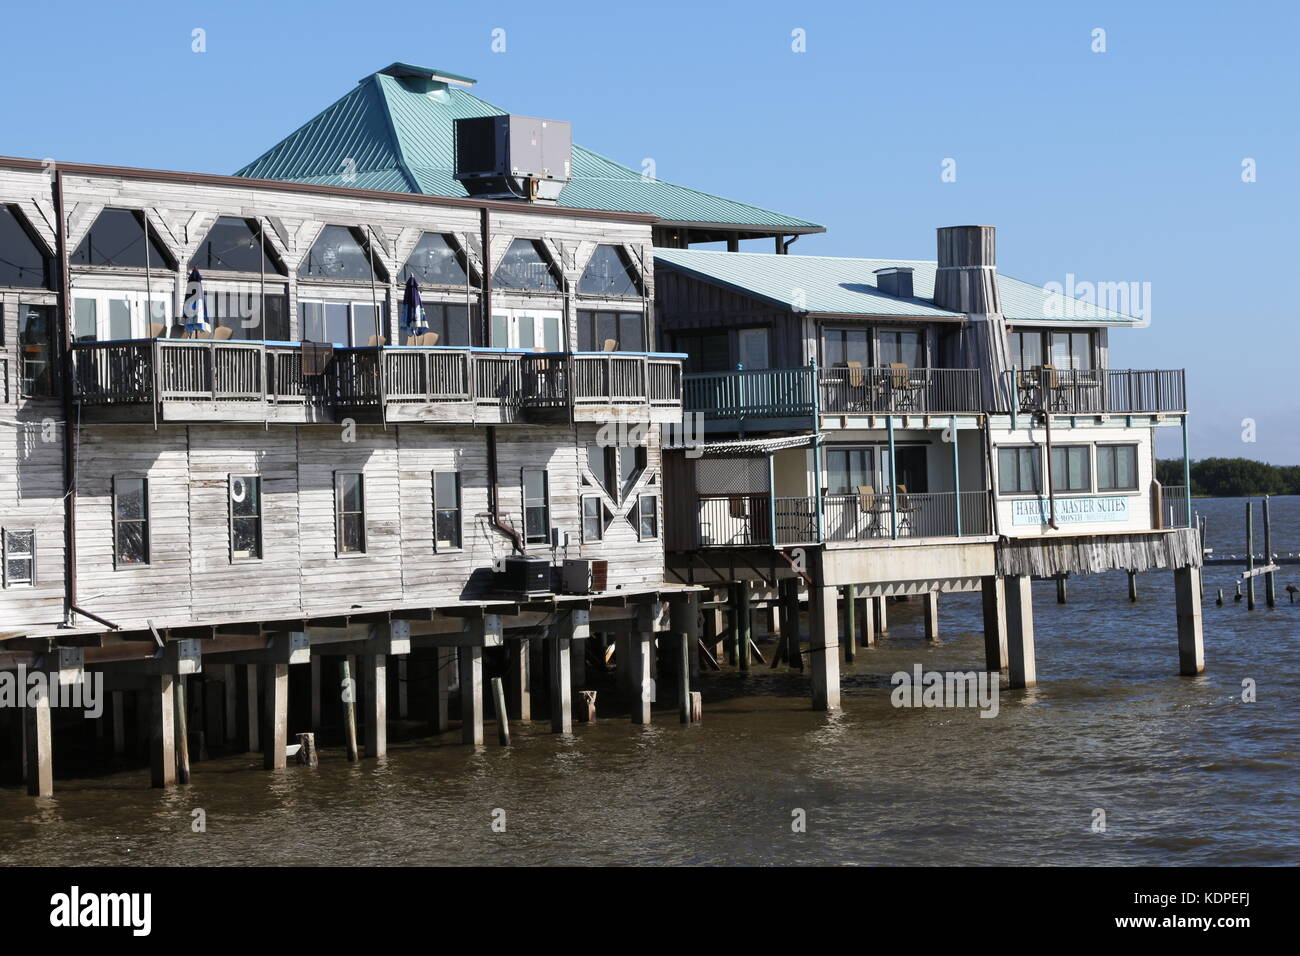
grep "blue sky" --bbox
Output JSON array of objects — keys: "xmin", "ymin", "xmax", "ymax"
[{"xmin": 3, "ymin": 0, "xmax": 1296, "ymax": 461}]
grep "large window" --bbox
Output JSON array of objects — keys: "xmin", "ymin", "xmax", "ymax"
[
  {"xmin": 578, "ymin": 245, "xmax": 640, "ymax": 298},
  {"xmin": 113, "ymin": 476, "xmax": 149, "ymax": 567},
  {"xmin": 433, "ymin": 471, "xmax": 462, "ymax": 550},
  {"xmin": 73, "ymin": 290, "xmax": 169, "ymax": 341},
  {"xmin": 576, "ymin": 310, "xmax": 644, "ymax": 352},
  {"xmin": 300, "ymin": 300, "xmax": 383, "ymax": 346},
  {"xmin": 581, "ymin": 496, "xmax": 604, "ymax": 542},
  {"xmin": 401, "ymin": 233, "xmax": 469, "ymax": 287},
  {"xmin": 823, "ymin": 328, "xmax": 871, "ymax": 368},
  {"xmin": 71, "ymin": 209, "xmax": 173, "ymax": 270},
  {"xmin": 299, "ymin": 226, "xmax": 382, "ymax": 282},
  {"xmin": 1049, "ymin": 332, "xmax": 1094, "ymax": 370},
  {"xmin": 190, "ymin": 217, "xmax": 285, "ymax": 275},
  {"xmin": 229, "ymin": 475, "xmax": 262, "ymax": 560},
  {"xmin": 1051, "ymin": 445, "xmax": 1092, "ymax": 493},
  {"xmin": 522, "ymin": 469, "xmax": 550, "ymax": 545},
  {"xmin": 204, "ymin": 291, "xmax": 289, "ymax": 341},
  {"xmin": 827, "ymin": 447, "xmax": 875, "ymax": 495},
  {"xmin": 1097, "ymin": 444, "xmax": 1139, "ymax": 492},
  {"xmin": 878, "ymin": 329, "xmax": 924, "ymax": 367},
  {"xmin": 493, "ymin": 239, "xmax": 560, "ymax": 292},
  {"xmin": 998, "ymin": 447, "xmax": 1041, "ymax": 495},
  {"xmin": 494, "ymin": 310, "xmax": 562, "ymax": 351},
  {"xmin": 634, "ymin": 493, "xmax": 659, "ymax": 540},
  {"xmin": 1009, "ymin": 331, "xmax": 1044, "ymax": 369},
  {"xmin": 335, "ymin": 472, "xmax": 366, "ymax": 555},
  {"xmin": 2, "ymin": 529, "xmax": 34, "ymax": 587},
  {"xmin": 0, "ymin": 205, "xmax": 51, "ymax": 288},
  {"xmin": 18, "ymin": 304, "xmax": 57, "ymax": 397},
  {"xmin": 401, "ymin": 303, "xmax": 476, "ymax": 347},
  {"xmin": 736, "ymin": 328, "xmax": 770, "ymax": 369}
]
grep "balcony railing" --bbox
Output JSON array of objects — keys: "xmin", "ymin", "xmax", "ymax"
[
  {"xmin": 1006, "ymin": 367, "xmax": 1186, "ymax": 414},
  {"xmin": 684, "ymin": 367, "xmax": 818, "ymax": 419},
  {"xmin": 694, "ymin": 490, "xmax": 991, "ymax": 547},
  {"xmin": 1158, "ymin": 484, "xmax": 1191, "ymax": 529},
  {"xmin": 520, "ymin": 352, "xmax": 683, "ymax": 420}
]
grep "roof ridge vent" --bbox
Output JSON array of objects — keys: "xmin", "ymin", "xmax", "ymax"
[{"xmin": 369, "ymin": 62, "xmax": 477, "ymax": 89}]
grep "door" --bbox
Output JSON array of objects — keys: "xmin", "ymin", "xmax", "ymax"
[
  {"xmin": 72, "ymin": 290, "xmax": 168, "ymax": 341},
  {"xmin": 490, "ymin": 308, "xmax": 563, "ymax": 351}
]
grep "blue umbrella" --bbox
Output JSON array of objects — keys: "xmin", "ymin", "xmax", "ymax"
[
  {"xmin": 182, "ymin": 268, "xmax": 209, "ymax": 333},
  {"xmin": 401, "ymin": 276, "xmax": 427, "ymax": 337}
]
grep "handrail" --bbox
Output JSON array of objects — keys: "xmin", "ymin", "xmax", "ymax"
[{"xmin": 1006, "ymin": 367, "xmax": 1186, "ymax": 414}]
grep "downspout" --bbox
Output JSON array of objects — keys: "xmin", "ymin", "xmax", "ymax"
[
  {"xmin": 478, "ymin": 205, "xmax": 521, "ymax": 555},
  {"xmin": 1040, "ymin": 411, "xmax": 1059, "ymax": 529},
  {"xmin": 54, "ymin": 170, "xmax": 78, "ymax": 626},
  {"xmin": 887, "ymin": 415, "xmax": 898, "ymax": 539},
  {"xmin": 486, "ymin": 426, "xmax": 524, "ymax": 556},
  {"xmin": 810, "ymin": 357, "xmax": 824, "ymax": 544}
]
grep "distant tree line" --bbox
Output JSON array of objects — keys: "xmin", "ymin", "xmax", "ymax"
[{"xmin": 1156, "ymin": 458, "xmax": 1300, "ymax": 497}]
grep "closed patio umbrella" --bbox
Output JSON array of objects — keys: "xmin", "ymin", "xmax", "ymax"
[
  {"xmin": 401, "ymin": 276, "xmax": 427, "ymax": 338},
  {"xmin": 182, "ymin": 268, "xmax": 210, "ymax": 335}
]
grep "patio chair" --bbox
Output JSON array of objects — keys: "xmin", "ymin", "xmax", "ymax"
[
  {"xmin": 149, "ymin": 322, "xmax": 165, "ymax": 338},
  {"xmin": 416, "ymin": 331, "xmax": 440, "ymax": 346},
  {"xmin": 857, "ymin": 484, "xmax": 888, "ymax": 537},
  {"xmin": 894, "ymin": 484, "xmax": 920, "ymax": 535},
  {"xmin": 212, "ymin": 326, "xmax": 235, "ymax": 341},
  {"xmin": 367, "ymin": 334, "xmax": 387, "ymax": 347},
  {"xmin": 602, "ymin": 339, "xmax": 618, "ymax": 352}
]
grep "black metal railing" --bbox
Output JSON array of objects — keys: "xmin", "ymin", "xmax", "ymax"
[{"xmin": 1007, "ymin": 367, "xmax": 1186, "ymax": 414}]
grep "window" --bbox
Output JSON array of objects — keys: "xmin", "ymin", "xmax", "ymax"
[
  {"xmin": 113, "ymin": 476, "xmax": 149, "ymax": 566},
  {"xmin": 678, "ymin": 332, "xmax": 731, "ymax": 372},
  {"xmin": 335, "ymin": 472, "xmax": 366, "ymax": 555},
  {"xmin": 1049, "ymin": 332, "xmax": 1093, "ymax": 370},
  {"xmin": 204, "ymin": 290, "xmax": 289, "ymax": 341},
  {"xmin": 1009, "ymin": 331, "xmax": 1044, "ymax": 369},
  {"xmin": 190, "ymin": 217, "xmax": 285, "ymax": 275},
  {"xmin": 433, "ymin": 471, "xmax": 462, "ymax": 550},
  {"xmin": 998, "ymin": 447, "xmax": 1041, "ymax": 495},
  {"xmin": 587, "ymin": 444, "xmax": 644, "ymax": 502},
  {"xmin": 581, "ymin": 496, "xmax": 604, "ymax": 542},
  {"xmin": 18, "ymin": 304, "xmax": 57, "ymax": 397},
  {"xmin": 71, "ymin": 208, "xmax": 173, "ymax": 270},
  {"xmin": 878, "ymin": 329, "xmax": 924, "ymax": 368},
  {"xmin": 299, "ymin": 300, "xmax": 383, "ymax": 346},
  {"xmin": 0, "ymin": 205, "xmax": 52, "ymax": 288},
  {"xmin": 1097, "ymin": 444, "xmax": 1139, "ymax": 492},
  {"xmin": 72, "ymin": 290, "xmax": 169, "ymax": 341},
  {"xmin": 2, "ymin": 530, "xmax": 34, "ymax": 587},
  {"xmin": 492, "ymin": 308, "xmax": 562, "ymax": 350},
  {"xmin": 400, "ymin": 303, "xmax": 476, "ymax": 347},
  {"xmin": 401, "ymin": 233, "xmax": 469, "ymax": 287},
  {"xmin": 576, "ymin": 310, "xmax": 644, "ymax": 352},
  {"xmin": 619, "ymin": 445, "xmax": 647, "ymax": 499},
  {"xmin": 634, "ymin": 494, "xmax": 659, "ymax": 540},
  {"xmin": 578, "ymin": 245, "xmax": 640, "ymax": 297},
  {"xmin": 1050, "ymin": 445, "xmax": 1092, "ymax": 493},
  {"xmin": 228, "ymin": 475, "xmax": 262, "ymax": 560},
  {"xmin": 522, "ymin": 469, "xmax": 550, "ymax": 545},
  {"xmin": 299, "ymin": 225, "xmax": 383, "ymax": 282},
  {"xmin": 827, "ymin": 447, "xmax": 875, "ymax": 495},
  {"xmin": 737, "ymin": 328, "xmax": 770, "ymax": 369},
  {"xmin": 493, "ymin": 239, "xmax": 559, "ymax": 292},
  {"xmin": 823, "ymin": 328, "xmax": 871, "ymax": 368}
]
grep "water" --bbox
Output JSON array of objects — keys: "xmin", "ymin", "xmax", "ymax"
[{"xmin": 1, "ymin": 496, "xmax": 1296, "ymax": 866}]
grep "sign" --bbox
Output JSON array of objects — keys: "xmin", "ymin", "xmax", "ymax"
[{"xmin": 1011, "ymin": 496, "xmax": 1130, "ymax": 526}]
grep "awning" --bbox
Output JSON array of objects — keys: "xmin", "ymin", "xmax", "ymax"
[{"xmin": 668, "ymin": 433, "xmax": 816, "ymax": 458}]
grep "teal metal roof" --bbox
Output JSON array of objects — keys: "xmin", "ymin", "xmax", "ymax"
[
  {"xmin": 235, "ymin": 68, "xmax": 822, "ymax": 232},
  {"xmin": 653, "ymin": 249, "xmax": 1142, "ymax": 323}
]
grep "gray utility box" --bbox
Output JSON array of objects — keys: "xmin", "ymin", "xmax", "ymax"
[{"xmin": 454, "ymin": 115, "xmax": 572, "ymax": 201}]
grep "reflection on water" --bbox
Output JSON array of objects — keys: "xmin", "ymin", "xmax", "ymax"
[{"xmin": 1, "ymin": 497, "xmax": 1296, "ymax": 865}]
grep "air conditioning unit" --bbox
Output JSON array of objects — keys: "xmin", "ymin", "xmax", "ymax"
[
  {"xmin": 454, "ymin": 115, "xmax": 572, "ymax": 202},
  {"xmin": 499, "ymin": 555, "xmax": 551, "ymax": 596},
  {"xmin": 561, "ymin": 559, "xmax": 608, "ymax": 595}
]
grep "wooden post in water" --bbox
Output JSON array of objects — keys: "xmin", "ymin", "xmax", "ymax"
[
  {"xmin": 296, "ymin": 732, "xmax": 319, "ymax": 767},
  {"xmin": 174, "ymin": 676, "xmax": 191, "ymax": 784},
  {"xmin": 737, "ymin": 582, "xmax": 752, "ymax": 673},
  {"xmin": 1005, "ymin": 575, "xmax": 1037, "ymax": 690},
  {"xmin": 242, "ymin": 664, "xmax": 260, "ymax": 753},
  {"xmin": 24, "ymin": 679, "xmax": 53, "ymax": 797},
  {"xmin": 340, "ymin": 657, "xmax": 359, "ymax": 762},
  {"xmin": 843, "ymin": 586, "xmax": 857, "ymax": 662},
  {"xmin": 362, "ymin": 653, "xmax": 386, "ymax": 759},
  {"xmin": 981, "ymin": 576, "xmax": 1008, "ymax": 672},
  {"xmin": 507, "ymin": 638, "xmax": 531, "ymax": 721},
  {"xmin": 1128, "ymin": 570, "xmax": 1138, "ymax": 602},
  {"xmin": 432, "ymin": 647, "xmax": 453, "ymax": 734},
  {"xmin": 631, "ymin": 604, "xmax": 655, "ymax": 724},
  {"xmin": 808, "ymin": 584, "xmax": 841, "ymax": 711},
  {"xmin": 873, "ymin": 595, "xmax": 888, "ymax": 635},
  {"xmin": 310, "ymin": 657, "xmax": 322, "ymax": 732},
  {"xmin": 1175, "ymin": 566, "xmax": 1205, "ymax": 675},
  {"xmin": 1055, "ymin": 574, "xmax": 1068, "ymax": 604},
  {"xmin": 1264, "ymin": 496, "xmax": 1277, "ymax": 609},
  {"xmin": 923, "ymin": 591, "xmax": 939, "ymax": 641},
  {"xmin": 460, "ymin": 644, "xmax": 485, "ymax": 746},
  {"xmin": 857, "ymin": 594, "xmax": 873, "ymax": 647},
  {"xmin": 150, "ymin": 674, "xmax": 176, "ymax": 789},
  {"xmin": 491, "ymin": 677, "xmax": 511, "ymax": 746},
  {"xmin": 262, "ymin": 662, "xmax": 289, "ymax": 771},
  {"xmin": 781, "ymin": 578, "xmax": 803, "ymax": 669},
  {"xmin": 1246, "ymin": 501, "xmax": 1256, "ymax": 610}
]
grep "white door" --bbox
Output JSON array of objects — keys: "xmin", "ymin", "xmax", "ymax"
[
  {"xmin": 72, "ymin": 290, "xmax": 168, "ymax": 341},
  {"xmin": 490, "ymin": 308, "xmax": 563, "ymax": 351}
]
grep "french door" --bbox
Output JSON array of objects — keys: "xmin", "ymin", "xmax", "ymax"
[{"xmin": 490, "ymin": 308, "xmax": 563, "ymax": 351}]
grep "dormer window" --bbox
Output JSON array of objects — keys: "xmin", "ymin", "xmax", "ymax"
[{"xmin": 71, "ymin": 208, "xmax": 174, "ymax": 270}]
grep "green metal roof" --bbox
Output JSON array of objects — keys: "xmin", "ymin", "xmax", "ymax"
[
  {"xmin": 235, "ymin": 67, "xmax": 822, "ymax": 232},
  {"xmin": 653, "ymin": 249, "xmax": 1142, "ymax": 324}
]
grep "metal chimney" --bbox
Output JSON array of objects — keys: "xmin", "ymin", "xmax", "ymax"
[
  {"xmin": 873, "ymin": 266, "xmax": 913, "ymax": 298},
  {"xmin": 933, "ymin": 225, "xmax": 1000, "ymax": 314}
]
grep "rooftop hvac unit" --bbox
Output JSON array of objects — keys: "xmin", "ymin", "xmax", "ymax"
[
  {"xmin": 498, "ymin": 555, "xmax": 552, "ymax": 596},
  {"xmin": 561, "ymin": 559, "xmax": 608, "ymax": 595},
  {"xmin": 454, "ymin": 115, "xmax": 572, "ymax": 202}
]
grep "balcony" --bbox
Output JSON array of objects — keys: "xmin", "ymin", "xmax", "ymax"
[
  {"xmin": 69, "ymin": 340, "xmax": 684, "ymax": 426},
  {"xmin": 692, "ymin": 490, "xmax": 992, "ymax": 548},
  {"xmin": 1005, "ymin": 367, "xmax": 1186, "ymax": 415}
]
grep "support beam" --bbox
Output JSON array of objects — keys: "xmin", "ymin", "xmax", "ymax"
[
  {"xmin": 923, "ymin": 591, "xmax": 939, "ymax": 641},
  {"xmin": 629, "ymin": 632, "xmax": 652, "ymax": 724},
  {"xmin": 459, "ymin": 645, "xmax": 484, "ymax": 746},
  {"xmin": 1175, "ymin": 566, "xmax": 1205, "ymax": 676},
  {"xmin": 341, "ymin": 657, "xmax": 359, "ymax": 762},
  {"xmin": 262, "ymin": 662, "xmax": 288, "ymax": 770},
  {"xmin": 507, "ymin": 638, "xmax": 531, "ymax": 721},
  {"xmin": 781, "ymin": 578, "xmax": 803, "ymax": 668},
  {"xmin": 873, "ymin": 595, "xmax": 888, "ymax": 635},
  {"xmin": 549, "ymin": 633, "xmax": 572, "ymax": 734},
  {"xmin": 736, "ymin": 582, "xmax": 752, "ymax": 672},
  {"xmin": 310, "ymin": 657, "xmax": 322, "ymax": 732},
  {"xmin": 1128, "ymin": 570, "xmax": 1139, "ymax": 603},
  {"xmin": 175, "ymin": 676, "xmax": 191, "ymax": 784},
  {"xmin": 981, "ymin": 576, "xmax": 1008, "ymax": 671},
  {"xmin": 24, "ymin": 680, "xmax": 53, "ymax": 797},
  {"xmin": 808, "ymin": 585, "xmax": 841, "ymax": 711},
  {"xmin": 241, "ymin": 664, "xmax": 260, "ymax": 753},
  {"xmin": 431, "ymin": 647, "xmax": 453, "ymax": 733},
  {"xmin": 1005, "ymin": 575, "xmax": 1037, "ymax": 690},
  {"xmin": 149, "ymin": 673, "xmax": 176, "ymax": 789},
  {"xmin": 843, "ymin": 587, "xmax": 857, "ymax": 662},
  {"xmin": 857, "ymin": 594, "xmax": 873, "ymax": 647},
  {"xmin": 363, "ymin": 653, "xmax": 387, "ymax": 758}
]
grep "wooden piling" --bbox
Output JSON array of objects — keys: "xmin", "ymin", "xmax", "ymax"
[
  {"xmin": 1264, "ymin": 496, "xmax": 1276, "ymax": 608},
  {"xmin": 460, "ymin": 645, "xmax": 485, "ymax": 746},
  {"xmin": 310, "ymin": 657, "xmax": 322, "ymax": 732},
  {"xmin": 149, "ymin": 674, "xmax": 176, "ymax": 789},
  {"xmin": 263, "ymin": 663, "xmax": 289, "ymax": 770},
  {"xmin": 1128, "ymin": 570, "xmax": 1138, "ymax": 602},
  {"xmin": 924, "ymin": 591, "xmax": 939, "ymax": 641},
  {"xmin": 1246, "ymin": 501, "xmax": 1256, "ymax": 610},
  {"xmin": 856, "ymin": 594, "xmax": 873, "ymax": 647},
  {"xmin": 295, "ymin": 732, "xmax": 319, "ymax": 767},
  {"xmin": 24, "ymin": 680, "xmax": 53, "ymax": 797},
  {"xmin": 242, "ymin": 664, "xmax": 260, "ymax": 753},
  {"xmin": 781, "ymin": 578, "xmax": 803, "ymax": 669},
  {"xmin": 687, "ymin": 692, "xmax": 703, "ymax": 723},
  {"xmin": 363, "ymin": 653, "xmax": 387, "ymax": 759},
  {"xmin": 174, "ymin": 676, "xmax": 192, "ymax": 784},
  {"xmin": 1005, "ymin": 575, "xmax": 1037, "ymax": 689},
  {"xmin": 577, "ymin": 690, "xmax": 597, "ymax": 723},
  {"xmin": 491, "ymin": 677, "xmax": 511, "ymax": 746},
  {"xmin": 737, "ymin": 582, "xmax": 752, "ymax": 673},
  {"xmin": 507, "ymin": 638, "xmax": 531, "ymax": 721},
  {"xmin": 340, "ymin": 657, "xmax": 359, "ymax": 762},
  {"xmin": 1055, "ymin": 574, "xmax": 1068, "ymax": 604},
  {"xmin": 843, "ymin": 587, "xmax": 857, "ymax": 662},
  {"xmin": 432, "ymin": 647, "xmax": 453, "ymax": 734},
  {"xmin": 981, "ymin": 576, "xmax": 1008, "ymax": 672},
  {"xmin": 1175, "ymin": 566, "xmax": 1205, "ymax": 675},
  {"xmin": 808, "ymin": 584, "xmax": 841, "ymax": 711}
]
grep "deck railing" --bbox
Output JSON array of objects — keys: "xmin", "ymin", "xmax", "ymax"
[
  {"xmin": 1007, "ymin": 368, "xmax": 1186, "ymax": 414},
  {"xmin": 473, "ymin": 353, "xmax": 522, "ymax": 409},
  {"xmin": 820, "ymin": 367, "xmax": 984, "ymax": 415},
  {"xmin": 520, "ymin": 352, "xmax": 684, "ymax": 411},
  {"xmin": 1159, "ymin": 485, "xmax": 1192, "ymax": 529},
  {"xmin": 695, "ymin": 489, "xmax": 991, "ymax": 547},
  {"xmin": 683, "ymin": 367, "xmax": 817, "ymax": 418}
]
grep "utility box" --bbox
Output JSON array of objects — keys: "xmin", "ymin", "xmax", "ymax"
[
  {"xmin": 454, "ymin": 115, "xmax": 572, "ymax": 201},
  {"xmin": 499, "ymin": 555, "xmax": 552, "ymax": 596}
]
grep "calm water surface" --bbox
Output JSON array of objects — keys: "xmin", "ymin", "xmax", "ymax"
[{"xmin": 1, "ymin": 496, "xmax": 1296, "ymax": 865}]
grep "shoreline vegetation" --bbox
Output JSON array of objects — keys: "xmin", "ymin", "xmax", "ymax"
[{"xmin": 1156, "ymin": 458, "xmax": 1300, "ymax": 498}]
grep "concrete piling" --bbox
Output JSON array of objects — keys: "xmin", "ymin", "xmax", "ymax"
[
  {"xmin": 1175, "ymin": 566, "xmax": 1205, "ymax": 675},
  {"xmin": 808, "ymin": 584, "xmax": 841, "ymax": 711},
  {"xmin": 923, "ymin": 591, "xmax": 939, "ymax": 641},
  {"xmin": 1005, "ymin": 575, "xmax": 1037, "ymax": 690}
]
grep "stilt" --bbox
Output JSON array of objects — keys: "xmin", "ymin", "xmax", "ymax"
[
  {"xmin": 1246, "ymin": 501, "xmax": 1256, "ymax": 610},
  {"xmin": 175, "ymin": 676, "xmax": 192, "ymax": 784},
  {"xmin": 1005, "ymin": 575, "xmax": 1037, "ymax": 690},
  {"xmin": 1175, "ymin": 565, "xmax": 1205, "ymax": 675},
  {"xmin": 856, "ymin": 594, "xmax": 873, "ymax": 647},
  {"xmin": 808, "ymin": 584, "xmax": 841, "ymax": 711},
  {"xmin": 149, "ymin": 673, "xmax": 176, "ymax": 789},
  {"xmin": 296, "ymin": 733, "xmax": 319, "ymax": 767},
  {"xmin": 203, "ymin": 674, "xmax": 224, "ymax": 752},
  {"xmin": 843, "ymin": 587, "xmax": 857, "ymax": 662},
  {"xmin": 395, "ymin": 655, "xmax": 408, "ymax": 720},
  {"xmin": 923, "ymin": 590, "xmax": 939, "ymax": 641},
  {"xmin": 363, "ymin": 653, "xmax": 387, "ymax": 759},
  {"xmin": 779, "ymin": 578, "xmax": 803, "ymax": 668},
  {"xmin": 670, "ymin": 595, "xmax": 700, "ymax": 723},
  {"xmin": 242, "ymin": 664, "xmax": 260, "ymax": 753},
  {"xmin": 24, "ymin": 679, "xmax": 53, "ymax": 797},
  {"xmin": 432, "ymin": 646, "xmax": 453, "ymax": 734},
  {"xmin": 1055, "ymin": 574, "xmax": 1068, "ymax": 604},
  {"xmin": 630, "ymin": 633, "xmax": 652, "ymax": 723},
  {"xmin": 873, "ymin": 595, "xmax": 888, "ymax": 635},
  {"xmin": 310, "ymin": 657, "xmax": 322, "ymax": 732},
  {"xmin": 491, "ymin": 677, "xmax": 511, "ymax": 746},
  {"xmin": 1264, "ymin": 496, "xmax": 1277, "ymax": 609},
  {"xmin": 1128, "ymin": 570, "xmax": 1139, "ymax": 602},
  {"xmin": 736, "ymin": 582, "xmax": 752, "ymax": 672},
  {"xmin": 262, "ymin": 662, "xmax": 288, "ymax": 770},
  {"xmin": 340, "ymin": 657, "xmax": 359, "ymax": 762},
  {"xmin": 223, "ymin": 665, "xmax": 238, "ymax": 744},
  {"xmin": 577, "ymin": 690, "xmax": 597, "ymax": 723},
  {"xmin": 459, "ymin": 645, "xmax": 484, "ymax": 746},
  {"xmin": 111, "ymin": 691, "xmax": 126, "ymax": 757},
  {"xmin": 549, "ymin": 615, "xmax": 578, "ymax": 733},
  {"xmin": 981, "ymin": 576, "xmax": 1008, "ymax": 671},
  {"xmin": 507, "ymin": 638, "xmax": 531, "ymax": 721}
]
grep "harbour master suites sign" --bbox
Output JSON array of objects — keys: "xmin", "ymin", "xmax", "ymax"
[{"xmin": 1011, "ymin": 496, "xmax": 1130, "ymax": 526}]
